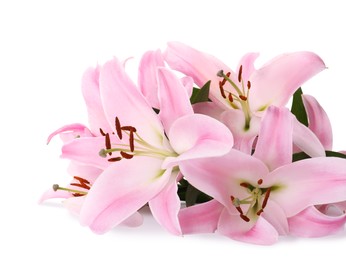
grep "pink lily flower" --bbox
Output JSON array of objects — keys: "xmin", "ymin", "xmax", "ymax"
[
  {"xmin": 164, "ymin": 42, "xmax": 326, "ymax": 152},
  {"xmin": 61, "ymin": 58, "xmax": 233, "ymax": 235},
  {"xmin": 179, "ymin": 106, "xmax": 346, "ymax": 245}
]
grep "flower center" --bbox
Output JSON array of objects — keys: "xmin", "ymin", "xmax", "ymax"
[
  {"xmin": 217, "ymin": 66, "xmax": 252, "ymax": 130},
  {"xmin": 99, "ymin": 117, "xmax": 176, "ymax": 162},
  {"xmin": 230, "ymin": 178, "xmax": 271, "ymax": 222},
  {"xmin": 53, "ymin": 176, "xmax": 91, "ymax": 197}
]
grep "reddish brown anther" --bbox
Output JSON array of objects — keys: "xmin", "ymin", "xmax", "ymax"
[
  {"xmin": 120, "ymin": 151, "xmax": 134, "ymax": 159},
  {"xmin": 115, "ymin": 117, "xmax": 122, "ymax": 140},
  {"xmin": 247, "ymin": 81, "xmax": 251, "ymax": 89},
  {"xmin": 257, "ymin": 179, "xmax": 263, "ymax": 185},
  {"xmin": 262, "ymin": 188, "xmax": 271, "ymax": 209},
  {"xmin": 219, "ymin": 83, "xmax": 227, "ymax": 98},
  {"xmin": 256, "ymin": 209, "xmax": 264, "ymax": 216},
  {"xmin": 240, "ymin": 182, "xmax": 249, "ymax": 188},
  {"xmin": 105, "ymin": 133, "xmax": 112, "ymax": 155},
  {"xmin": 108, "ymin": 157, "xmax": 122, "ymax": 162},
  {"xmin": 238, "ymin": 65, "xmax": 243, "ymax": 82},
  {"xmin": 228, "ymin": 93, "xmax": 233, "ymax": 102},
  {"xmin": 239, "ymin": 95, "xmax": 247, "ymax": 101},
  {"xmin": 71, "ymin": 176, "xmax": 91, "ymax": 190},
  {"xmin": 240, "ymin": 214, "xmax": 250, "ymax": 222},
  {"xmin": 99, "ymin": 128, "xmax": 106, "ymax": 136}
]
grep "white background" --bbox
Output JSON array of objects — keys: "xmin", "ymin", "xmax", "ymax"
[{"xmin": 1, "ymin": 0, "xmax": 346, "ymax": 259}]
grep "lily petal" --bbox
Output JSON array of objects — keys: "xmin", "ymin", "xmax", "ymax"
[
  {"xmin": 61, "ymin": 136, "xmax": 111, "ymax": 170},
  {"xmin": 79, "ymin": 156, "xmax": 170, "ymax": 234},
  {"xmin": 178, "ymin": 200, "xmax": 224, "ymax": 234},
  {"xmin": 149, "ymin": 172, "xmax": 181, "ymax": 235},
  {"xmin": 292, "ymin": 117, "xmax": 325, "ymax": 157},
  {"xmin": 302, "ymin": 94, "xmax": 333, "ymax": 150},
  {"xmin": 157, "ymin": 67, "xmax": 193, "ymax": 132},
  {"xmin": 138, "ymin": 50, "xmax": 165, "ymax": 109},
  {"xmin": 99, "ymin": 58, "xmax": 164, "ymax": 147},
  {"xmin": 47, "ymin": 124, "xmax": 93, "ymax": 144},
  {"xmin": 179, "ymin": 150, "xmax": 269, "ymax": 211},
  {"xmin": 253, "ymin": 106, "xmax": 293, "ymax": 171},
  {"xmin": 288, "ymin": 206, "xmax": 346, "ymax": 237},
  {"xmin": 249, "ymin": 51, "xmax": 326, "ymax": 112},
  {"xmin": 163, "ymin": 114, "xmax": 233, "ymax": 168},
  {"xmin": 268, "ymin": 157, "xmax": 346, "ymax": 217},
  {"xmin": 218, "ymin": 209, "xmax": 279, "ymax": 245},
  {"xmin": 262, "ymin": 200, "xmax": 289, "ymax": 235},
  {"xmin": 66, "ymin": 162, "xmax": 102, "ymax": 183},
  {"xmin": 81, "ymin": 67, "xmax": 112, "ymax": 135},
  {"xmin": 236, "ymin": 52, "xmax": 259, "ymax": 83},
  {"xmin": 120, "ymin": 211, "xmax": 144, "ymax": 228}
]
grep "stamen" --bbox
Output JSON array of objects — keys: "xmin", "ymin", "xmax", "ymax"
[
  {"xmin": 71, "ymin": 176, "xmax": 91, "ymax": 190},
  {"xmin": 257, "ymin": 179, "xmax": 263, "ymax": 185},
  {"xmin": 108, "ymin": 157, "xmax": 122, "ymax": 162},
  {"xmin": 129, "ymin": 132, "xmax": 135, "ymax": 152},
  {"xmin": 247, "ymin": 81, "xmax": 251, "ymax": 89},
  {"xmin": 239, "ymin": 95, "xmax": 247, "ymax": 101},
  {"xmin": 240, "ymin": 214, "xmax": 250, "ymax": 222},
  {"xmin": 238, "ymin": 65, "xmax": 243, "ymax": 82},
  {"xmin": 115, "ymin": 117, "xmax": 122, "ymax": 140},
  {"xmin": 121, "ymin": 126, "xmax": 137, "ymax": 132},
  {"xmin": 256, "ymin": 209, "xmax": 264, "ymax": 216},
  {"xmin": 219, "ymin": 83, "xmax": 227, "ymax": 98},
  {"xmin": 240, "ymin": 182, "xmax": 249, "ymax": 188},
  {"xmin": 228, "ymin": 93, "xmax": 233, "ymax": 103},
  {"xmin": 120, "ymin": 151, "xmax": 134, "ymax": 159},
  {"xmin": 73, "ymin": 176, "xmax": 90, "ymax": 184},
  {"xmin": 105, "ymin": 133, "xmax": 112, "ymax": 155},
  {"xmin": 99, "ymin": 128, "xmax": 106, "ymax": 136},
  {"xmin": 262, "ymin": 188, "xmax": 271, "ymax": 209}
]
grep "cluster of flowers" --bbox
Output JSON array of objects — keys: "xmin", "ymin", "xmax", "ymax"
[{"xmin": 41, "ymin": 42, "xmax": 346, "ymax": 245}]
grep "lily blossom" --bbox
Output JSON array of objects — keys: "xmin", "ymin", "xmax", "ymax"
[
  {"xmin": 179, "ymin": 106, "xmax": 346, "ymax": 245},
  {"xmin": 67, "ymin": 58, "xmax": 234, "ymax": 235},
  {"xmin": 164, "ymin": 42, "xmax": 326, "ymax": 152}
]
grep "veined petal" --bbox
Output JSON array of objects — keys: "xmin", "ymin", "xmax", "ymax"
[
  {"xmin": 253, "ymin": 106, "xmax": 293, "ymax": 171},
  {"xmin": 138, "ymin": 50, "xmax": 165, "ymax": 109},
  {"xmin": 164, "ymin": 41, "xmax": 233, "ymax": 109},
  {"xmin": 179, "ymin": 150, "xmax": 269, "ymax": 211},
  {"xmin": 81, "ymin": 67, "xmax": 112, "ymax": 135},
  {"xmin": 268, "ymin": 157, "xmax": 346, "ymax": 217},
  {"xmin": 163, "ymin": 114, "xmax": 233, "ymax": 168},
  {"xmin": 157, "ymin": 67, "xmax": 193, "ymax": 132},
  {"xmin": 178, "ymin": 200, "xmax": 224, "ymax": 234},
  {"xmin": 302, "ymin": 94, "xmax": 333, "ymax": 150},
  {"xmin": 249, "ymin": 51, "xmax": 326, "ymax": 111},
  {"xmin": 47, "ymin": 124, "xmax": 93, "ymax": 144},
  {"xmin": 149, "ymin": 171, "xmax": 182, "ymax": 235},
  {"xmin": 79, "ymin": 157, "xmax": 170, "ymax": 234},
  {"xmin": 293, "ymin": 117, "xmax": 325, "ymax": 157},
  {"xmin": 221, "ymin": 110, "xmax": 260, "ymax": 154},
  {"xmin": 99, "ymin": 58, "xmax": 164, "ymax": 147},
  {"xmin": 288, "ymin": 206, "xmax": 346, "ymax": 237},
  {"xmin": 61, "ymin": 136, "xmax": 111, "ymax": 170},
  {"xmin": 218, "ymin": 209, "xmax": 278, "ymax": 245}
]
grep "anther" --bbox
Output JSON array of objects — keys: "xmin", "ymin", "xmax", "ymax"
[
  {"xmin": 71, "ymin": 176, "xmax": 91, "ymax": 190},
  {"xmin": 256, "ymin": 209, "xmax": 264, "ymax": 216},
  {"xmin": 238, "ymin": 65, "xmax": 243, "ymax": 82},
  {"xmin": 108, "ymin": 157, "xmax": 122, "ymax": 162},
  {"xmin": 228, "ymin": 93, "xmax": 233, "ymax": 102},
  {"xmin": 115, "ymin": 117, "xmax": 122, "ymax": 140},
  {"xmin": 247, "ymin": 81, "xmax": 251, "ymax": 89},
  {"xmin": 121, "ymin": 126, "xmax": 137, "ymax": 132},
  {"xmin": 262, "ymin": 188, "xmax": 271, "ymax": 209},
  {"xmin": 129, "ymin": 132, "xmax": 135, "ymax": 152},
  {"xmin": 105, "ymin": 133, "xmax": 112, "ymax": 155},
  {"xmin": 120, "ymin": 151, "xmax": 134, "ymax": 159},
  {"xmin": 257, "ymin": 179, "xmax": 263, "ymax": 185},
  {"xmin": 240, "ymin": 214, "xmax": 250, "ymax": 222},
  {"xmin": 239, "ymin": 95, "xmax": 247, "ymax": 101},
  {"xmin": 219, "ymin": 83, "xmax": 227, "ymax": 98},
  {"xmin": 99, "ymin": 128, "xmax": 106, "ymax": 136},
  {"xmin": 240, "ymin": 182, "xmax": 249, "ymax": 188}
]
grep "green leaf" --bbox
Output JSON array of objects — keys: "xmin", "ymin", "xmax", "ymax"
[
  {"xmin": 185, "ymin": 184, "xmax": 202, "ymax": 207},
  {"xmin": 326, "ymin": 150, "xmax": 346, "ymax": 159},
  {"xmin": 291, "ymin": 87, "xmax": 308, "ymax": 127},
  {"xmin": 190, "ymin": 80, "xmax": 211, "ymax": 104}
]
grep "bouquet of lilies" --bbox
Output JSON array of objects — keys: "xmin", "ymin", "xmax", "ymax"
[{"xmin": 41, "ymin": 42, "xmax": 346, "ymax": 245}]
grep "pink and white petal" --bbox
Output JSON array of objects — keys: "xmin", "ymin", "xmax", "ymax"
[
  {"xmin": 249, "ymin": 51, "xmax": 326, "ymax": 111},
  {"xmin": 157, "ymin": 67, "xmax": 193, "ymax": 132},
  {"xmin": 67, "ymin": 162, "xmax": 102, "ymax": 183},
  {"xmin": 99, "ymin": 59, "xmax": 164, "ymax": 147},
  {"xmin": 193, "ymin": 102, "xmax": 225, "ymax": 121},
  {"xmin": 218, "ymin": 209, "xmax": 279, "ymax": 245},
  {"xmin": 61, "ymin": 136, "xmax": 111, "ymax": 170},
  {"xmin": 180, "ymin": 76, "xmax": 194, "ymax": 97},
  {"xmin": 63, "ymin": 196, "xmax": 85, "ymax": 215},
  {"xmin": 178, "ymin": 200, "xmax": 224, "ymax": 234},
  {"xmin": 268, "ymin": 157, "xmax": 346, "ymax": 217},
  {"xmin": 79, "ymin": 157, "xmax": 170, "ymax": 234},
  {"xmin": 178, "ymin": 150, "xmax": 269, "ymax": 211},
  {"xmin": 120, "ymin": 211, "xmax": 144, "ymax": 228},
  {"xmin": 164, "ymin": 114, "xmax": 233, "ymax": 168},
  {"xmin": 164, "ymin": 41, "xmax": 233, "ymax": 109},
  {"xmin": 293, "ymin": 118, "xmax": 325, "ymax": 157},
  {"xmin": 302, "ymin": 94, "xmax": 333, "ymax": 150},
  {"xmin": 81, "ymin": 67, "xmax": 112, "ymax": 135},
  {"xmin": 47, "ymin": 124, "xmax": 93, "ymax": 144},
  {"xmin": 262, "ymin": 200, "xmax": 289, "ymax": 235},
  {"xmin": 253, "ymin": 107, "xmax": 293, "ymax": 171},
  {"xmin": 149, "ymin": 171, "xmax": 182, "ymax": 235},
  {"xmin": 221, "ymin": 110, "xmax": 260, "ymax": 154},
  {"xmin": 236, "ymin": 52, "xmax": 259, "ymax": 83},
  {"xmin": 288, "ymin": 206, "xmax": 346, "ymax": 237},
  {"xmin": 138, "ymin": 49, "xmax": 165, "ymax": 109},
  {"xmin": 39, "ymin": 189, "xmax": 72, "ymax": 203}
]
